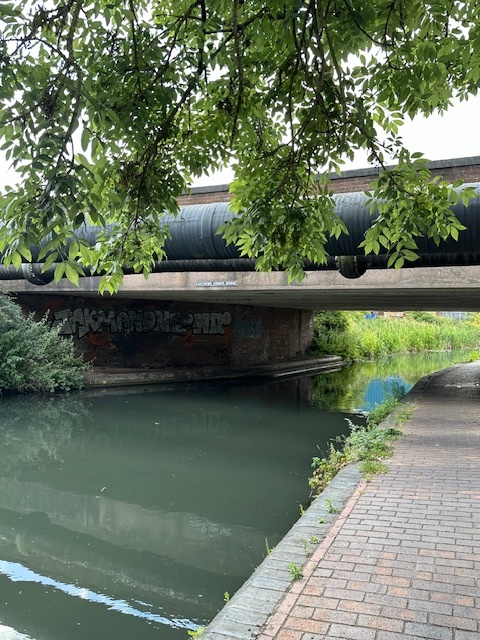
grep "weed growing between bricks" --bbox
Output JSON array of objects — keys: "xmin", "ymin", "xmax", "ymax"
[{"xmin": 309, "ymin": 388, "xmax": 414, "ymax": 495}]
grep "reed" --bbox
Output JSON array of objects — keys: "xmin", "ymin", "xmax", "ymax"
[{"xmin": 311, "ymin": 311, "xmax": 480, "ymax": 361}]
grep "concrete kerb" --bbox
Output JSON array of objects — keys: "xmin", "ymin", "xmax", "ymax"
[
  {"xmin": 84, "ymin": 356, "xmax": 344, "ymax": 389},
  {"xmin": 202, "ymin": 463, "xmax": 362, "ymax": 640}
]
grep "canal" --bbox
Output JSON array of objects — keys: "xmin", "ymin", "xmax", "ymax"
[{"xmin": 0, "ymin": 350, "xmax": 466, "ymax": 639}]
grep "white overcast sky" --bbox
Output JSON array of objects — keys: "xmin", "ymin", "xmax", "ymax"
[
  {"xmin": 1, "ymin": 95, "xmax": 479, "ymax": 189},
  {"xmin": 192, "ymin": 95, "xmax": 480, "ymax": 186}
]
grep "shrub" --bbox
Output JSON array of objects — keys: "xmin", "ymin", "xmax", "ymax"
[{"xmin": 0, "ymin": 293, "xmax": 89, "ymax": 393}]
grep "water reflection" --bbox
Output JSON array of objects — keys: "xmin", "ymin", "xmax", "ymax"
[
  {"xmin": 0, "ymin": 378, "xmax": 352, "ymax": 640},
  {"xmin": 0, "ymin": 561, "xmax": 194, "ymax": 629},
  {"xmin": 312, "ymin": 350, "xmax": 468, "ymax": 413},
  {"xmin": 0, "ymin": 351, "xmax": 465, "ymax": 639}
]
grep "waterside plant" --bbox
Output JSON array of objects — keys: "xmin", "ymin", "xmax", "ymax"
[
  {"xmin": 309, "ymin": 390, "xmax": 413, "ymax": 495},
  {"xmin": 311, "ymin": 311, "xmax": 480, "ymax": 362}
]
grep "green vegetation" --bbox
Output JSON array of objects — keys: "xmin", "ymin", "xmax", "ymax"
[
  {"xmin": 1, "ymin": 3, "xmax": 480, "ymax": 289},
  {"xmin": 309, "ymin": 390, "xmax": 413, "ymax": 495},
  {"xmin": 0, "ymin": 293, "xmax": 89, "ymax": 393},
  {"xmin": 264, "ymin": 538, "xmax": 274, "ymax": 556},
  {"xmin": 288, "ymin": 563, "xmax": 303, "ymax": 581},
  {"xmin": 311, "ymin": 311, "xmax": 480, "ymax": 362},
  {"xmin": 325, "ymin": 498, "xmax": 339, "ymax": 514},
  {"xmin": 466, "ymin": 348, "xmax": 480, "ymax": 362}
]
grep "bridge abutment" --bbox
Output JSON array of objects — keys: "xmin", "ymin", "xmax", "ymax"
[{"xmin": 16, "ymin": 294, "xmax": 314, "ymax": 370}]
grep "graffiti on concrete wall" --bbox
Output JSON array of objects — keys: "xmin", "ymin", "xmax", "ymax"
[{"xmin": 52, "ymin": 308, "xmax": 233, "ymax": 339}]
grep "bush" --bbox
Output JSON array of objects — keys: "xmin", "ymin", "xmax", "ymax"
[{"xmin": 0, "ymin": 293, "xmax": 89, "ymax": 393}]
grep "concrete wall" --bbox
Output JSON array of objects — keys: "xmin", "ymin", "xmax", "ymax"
[{"xmin": 16, "ymin": 294, "xmax": 313, "ymax": 369}]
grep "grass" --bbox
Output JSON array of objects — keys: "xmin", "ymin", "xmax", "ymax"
[
  {"xmin": 311, "ymin": 311, "xmax": 480, "ymax": 361},
  {"xmin": 309, "ymin": 389, "xmax": 413, "ymax": 495}
]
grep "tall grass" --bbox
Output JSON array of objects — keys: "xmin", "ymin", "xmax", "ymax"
[{"xmin": 311, "ymin": 311, "xmax": 480, "ymax": 361}]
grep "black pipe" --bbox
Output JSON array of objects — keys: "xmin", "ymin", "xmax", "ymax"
[{"xmin": 2, "ymin": 184, "xmax": 480, "ymax": 283}]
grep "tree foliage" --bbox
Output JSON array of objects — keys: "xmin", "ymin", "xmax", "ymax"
[{"xmin": 0, "ymin": 0, "xmax": 480, "ymax": 289}]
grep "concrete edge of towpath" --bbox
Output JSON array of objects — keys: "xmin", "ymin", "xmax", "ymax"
[{"xmin": 201, "ymin": 463, "xmax": 362, "ymax": 640}]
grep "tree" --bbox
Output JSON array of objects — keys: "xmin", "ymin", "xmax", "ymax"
[{"xmin": 0, "ymin": 0, "xmax": 479, "ymax": 291}]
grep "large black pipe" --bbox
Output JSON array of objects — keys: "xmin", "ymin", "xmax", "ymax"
[{"xmin": 2, "ymin": 184, "xmax": 480, "ymax": 284}]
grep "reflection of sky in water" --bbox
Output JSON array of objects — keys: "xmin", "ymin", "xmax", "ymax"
[
  {"xmin": 0, "ymin": 561, "xmax": 196, "ymax": 631},
  {"xmin": 359, "ymin": 377, "xmax": 411, "ymax": 413},
  {"xmin": 0, "ymin": 623, "xmax": 33, "ymax": 640}
]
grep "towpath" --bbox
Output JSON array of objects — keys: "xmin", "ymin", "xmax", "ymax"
[{"xmin": 204, "ymin": 361, "xmax": 480, "ymax": 640}]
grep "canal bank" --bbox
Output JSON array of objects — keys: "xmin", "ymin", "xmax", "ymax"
[
  {"xmin": 84, "ymin": 356, "xmax": 343, "ymax": 387},
  {"xmin": 203, "ymin": 361, "xmax": 480, "ymax": 639}
]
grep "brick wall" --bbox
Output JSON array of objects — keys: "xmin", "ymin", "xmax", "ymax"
[
  {"xmin": 178, "ymin": 157, "xmax": 480, "ymax": 205},
  {"xmin": 16, "ymin": 295, "xmax": 313, "ymax": 369}
]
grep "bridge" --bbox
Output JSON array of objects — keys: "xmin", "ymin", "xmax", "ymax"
[{"xmin": 3, "ymin": 157, "xmax": 480, "ymax": 373}]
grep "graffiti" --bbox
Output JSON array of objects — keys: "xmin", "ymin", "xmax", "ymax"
[
  {"xmin": 52, "ymin": 308, "xmax": 232, "ymax": 339},
  {"xmin": 234, "ymin": 318, "xmax": 263, "ymax": 338}
]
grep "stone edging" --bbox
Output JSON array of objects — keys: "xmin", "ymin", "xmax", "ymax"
[{"xmin": 202, "ymin": 463, "xmax": 362, "ymax": 640}]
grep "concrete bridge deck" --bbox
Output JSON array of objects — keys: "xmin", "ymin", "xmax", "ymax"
[
  {"xmin": 204, "ymin": 362, "xmax": 480, "ymax": 640},
  {"xmin": 5, "ymin": 264, "xmax": 480, "ymax": 311}
]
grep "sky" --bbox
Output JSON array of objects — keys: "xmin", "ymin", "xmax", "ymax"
[
  {"xmin": 191, "ymin": 95, "xmax": 480, "ymax": 187},
  {"xmin": 1, "ymin": 95, "xmax": 479, "ymax": 190}
]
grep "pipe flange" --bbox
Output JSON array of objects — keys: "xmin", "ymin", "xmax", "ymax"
[
  {"xmin": 21, "ymin": 263, "xmax": 55, "ymax": 285},
  {"xmin": 335, "ymin": 256, "xmax": 367, "ymax": 279}
]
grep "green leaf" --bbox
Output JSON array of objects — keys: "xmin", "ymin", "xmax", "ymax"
[
  {"xmin": 402, "ymin": 249, "xmax": 419, "ymax": 262},
  {"xmin": 65, "ymin": 263, "xmax": 80, "ymax": 286},
  {"xmin": 54, "ymin": 263, "xmax": 66, "ymax": 283},
  {"xmin": 11, "ymin": 251, "xmax": 21, "ymax": 269},
  {"xmin": 81, "ymin": 128, "xmax": 90, "ymax": 152}
]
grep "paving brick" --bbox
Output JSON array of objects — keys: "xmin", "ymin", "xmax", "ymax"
[
  {"xmin": 404, "ymin": 622, "xmax": 454, "ymax": 639},
  {"xmin": 285, "ymin": 618, "xmax": 329, "ymax": 634},
  {"xmin": 380, "ymin": 606, "xmax": 428, "ymax": 623},
  {"xmin": 296, "ymin": 595, "xmax": 338, "ymax": 609},
  {"xmin": 327, "ymin": 623, "xmax": 376, "ymax": 639},
  {"xmin": 205, "ymin": 367, "xmax": 480, "ymax": 640},
  {"xmin": 427, "ymin": 613, "xmax": 477, "ymax": 631},
  {"xmin": 454, "ymin": 632, "xmax": 480, "ymax": 640},
  {"xmin": 275, "ymin": 631, "xmax": 302, "ymax": 640},
  {"xmin": 356, "ymin": 614, "xmax": 405, "ymax": 633}
]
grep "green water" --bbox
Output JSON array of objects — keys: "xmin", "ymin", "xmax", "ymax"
[{"xmin": 0, "ymin": 350, "xmax": 466, "ymax": 639}]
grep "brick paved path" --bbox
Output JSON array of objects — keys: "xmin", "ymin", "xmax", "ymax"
[{"xmin": 258, "ymin": 364, "xmax": 480, "ymax": 640}]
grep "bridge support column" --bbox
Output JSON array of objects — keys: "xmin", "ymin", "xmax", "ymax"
[{"xmin": 16, "ymin": 294, "xmax": 314, "ymax": 370}]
